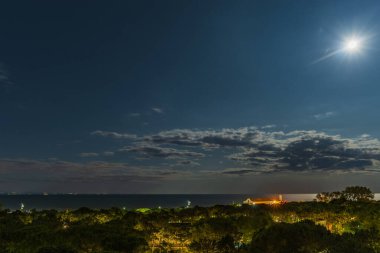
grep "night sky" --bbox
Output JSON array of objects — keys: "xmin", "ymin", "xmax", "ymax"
[{"xmin": 1, "ymin": 0, "xmax": 380, "ymax": 194}]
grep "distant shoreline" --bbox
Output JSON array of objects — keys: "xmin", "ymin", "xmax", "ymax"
[{"xmin": 1, "ymin": 194, "xmax": 379, "ymax": 211}]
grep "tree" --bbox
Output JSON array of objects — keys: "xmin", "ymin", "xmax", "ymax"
[
  {"xmin": 342, "ymin": 186, "xmax": 374, "ymax": 202},
  {"xmin": 250, "ymin": 221, "xmax": 331, "ymax": 253},
  {"xmin": 315, "ymin": 192, "xmax": 331, "ymax": 202},
  {"xmin": 37, "ymin": 246, "xmax": 77, "ymax": 253},
  {"xmin": 236, "ymin": 211, "xmax": 273, "ymax": 244},
  {"xmin": 190, "ymin": 217, "xmax": 240, "ymax": 253},
  {"xmin": 250, "ymin": 221, "xmax": 377, "ymax": 253},
  {"xmin": 315, "ymin": 186, "xmax": 374, "ymax": 203},
  {"xmin": 315, "ymin": 191, "xmax": 343, "ymax": 203}
]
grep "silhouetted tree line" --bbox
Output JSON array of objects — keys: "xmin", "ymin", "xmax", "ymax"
[
  {"xmin": 0, "ymin": 186, "xmax": 379, "ymax": 253},
  {"xmin": 315, "ymin": 186, "xmax": 374, "ymax": 203}
]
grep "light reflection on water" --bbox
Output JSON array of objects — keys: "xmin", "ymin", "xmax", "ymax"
[{"xmin": 284, "ymin": 193, "xmax": 380, "ymax": 201}]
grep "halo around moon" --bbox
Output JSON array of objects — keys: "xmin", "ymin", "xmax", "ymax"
[
  {"xmin": 343, "ymin": 37, "xmax": 362, "ymax": 53},
  {"xmin": 312, "ymin": 33, "xmax": 367, "ymax": 64}
]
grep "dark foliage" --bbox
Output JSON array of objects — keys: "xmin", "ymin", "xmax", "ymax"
[{"xmin": 0, "ymin": 188, "xmax": 379, "ymax": 253}]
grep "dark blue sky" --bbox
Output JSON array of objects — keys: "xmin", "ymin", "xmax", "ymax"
[{"xmin": 1, "ymin": 0, "xmax": 380, "ymax": 193}]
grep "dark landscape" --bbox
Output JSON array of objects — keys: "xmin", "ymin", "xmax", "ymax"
[{"xmin": 0, "ymin": 186, "xmax": 379, "ymax": 252}]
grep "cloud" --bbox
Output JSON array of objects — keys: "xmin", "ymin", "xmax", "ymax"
[
  {"xmin": 176, "ymin": 160, "xmax": 200, "ymax": 166},
  {"xmin": 79, "ymin": 152, "xmax": 99, "ymax": 158},
  {"xmin": 91, "ymin": 127, "xmax": 380, "ymax": 174},
  {"xmin": 313, "ymin": 111, "xmax": 336, "ymax": 120},
  {"xmin": 145, "ymin": 127, "xmax": 261, "ymax": 148},
  {"xmin": 0, "ymin": 63, "xmax": 13, "ymax": 88},
  {"xmin": 91, "ymin": 130, "xmax": 137, "ymax": 140},
  {"xmin": 143, "ymin": 128, "xmax": 380, "ymax": 173},
  {"xmin": 219, "ymin": 168, "xmax": 261, "ymax": 175},
  {"xmin": 228, "ymin": 133, "xmax": 380, "ymax": 173},
  {"xmin": 121, "ymin": 144, "xmax": 205, "ymax": 159},
  {"xmin": 152, "ymin": 107, "xmax": 164, "ymax": 114},
  {"xmin": 0, "ymin": 63, "xmax": 8, "ymax": 80},
  {"xmin": 261, "ymin": 124, "xmax": 276, "ymax": 129}
]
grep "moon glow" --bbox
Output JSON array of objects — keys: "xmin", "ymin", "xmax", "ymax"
[{"xmin": 344, "ymin": 37, "xmax": 362, "ymax": 53}]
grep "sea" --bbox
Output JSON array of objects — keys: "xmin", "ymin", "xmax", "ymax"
[{"xmin": 0, "ymin": 194, "xmax": 379, "ymax": 211}]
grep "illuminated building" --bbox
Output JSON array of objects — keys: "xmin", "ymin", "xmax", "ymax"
[{"xmin": 243, "ymin": 195, "xmax": 285, "ymax": 205}]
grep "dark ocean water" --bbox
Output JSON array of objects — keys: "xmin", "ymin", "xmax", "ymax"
[{"xmin": 0, "ymin": 194, "xmax": 378, "ymax": 210}]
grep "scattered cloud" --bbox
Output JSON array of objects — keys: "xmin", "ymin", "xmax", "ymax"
[
  {"xmin": 175, "ymin": 160, "xmax": 200, "ymax": 166},
  {"xmin": 79, "ymin": 152, "xmax": 99, "ymax": 158},
  {"xmin": 0, "ymin": 62, "xmax": 13, "ymax": 88},
  {"xmin": 91, "ymin": 130, "xmax": 137, "ymax": 140},
  {"xmin": 261, "ymin": 124, "xmax": 276, "ymax": 129},
  {"xmin": 152, "ymin": 107, "xmax": 164, "ymax": 114},
  {"xmin": 144, "ymin": 127, "xmax": 261, "ymax": 148},
  {"xmin": 220, "ymin": 168, "xmax": 262, "ymax": 175},
  {"xmin": 313, "ymin": 111, "xmax": 336, "ymax": 120},
  {"xmin": 120, "ymin": 144, "xmax": 205, "ymax": 159}
]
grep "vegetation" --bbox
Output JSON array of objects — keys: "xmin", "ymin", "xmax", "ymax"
[
  {"xmin": 315, "ymin": 186, "xmax": 374, "ymax": 203},
  {"xmin": 0, "ymin": 186, "xmax": 379, "ymax": 253}
]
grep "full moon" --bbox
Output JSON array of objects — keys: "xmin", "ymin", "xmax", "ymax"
[{"xmin": 343, "ymin": 38, "xmax": 362, "ymax": 53}]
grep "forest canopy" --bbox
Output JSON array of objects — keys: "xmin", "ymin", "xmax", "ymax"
[{"xmin": 0, "ymin": 186, "xmax": 379, "ymax": 253}]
